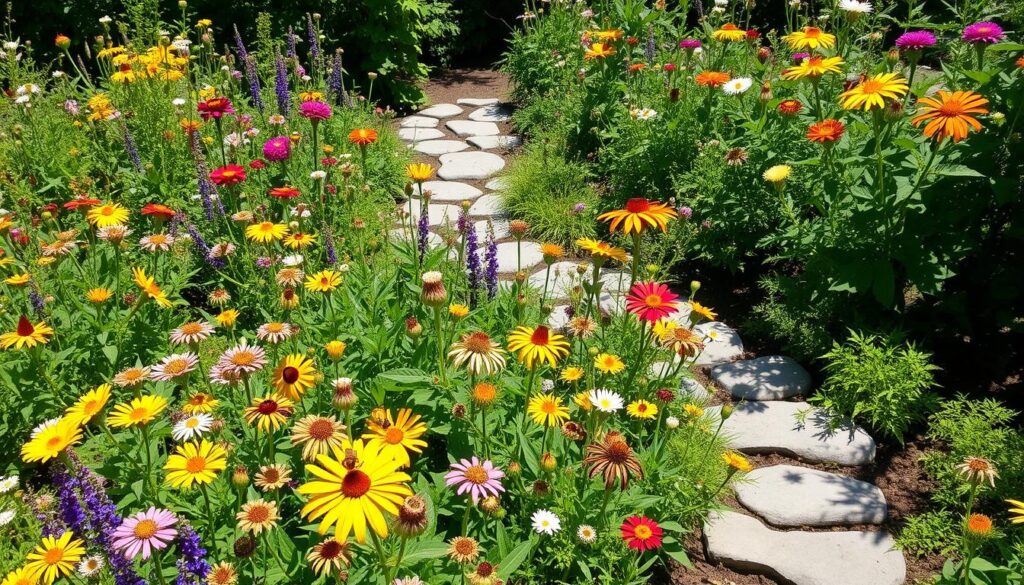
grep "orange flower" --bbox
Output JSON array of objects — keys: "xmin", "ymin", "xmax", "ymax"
[
  {"xmin": 911, "ymin": 90, "xmax": 989, "ymax": 142},
  {"xmin": 806, "ymin": 119, "xmax": 845, "ymax": 143},
  {"xmin": 348, "ymin": 128, "xmax": 378, "ymax": 146},
  {"xmin": 777, "ymin": 99, "xmax": 803, "ymax": 116},
  {"xmin": 597, "ymin": 198, "xmax": 677, "ymax": 235},
  {"xmin": 695, "ymin": 71, "xmax": 731, "ymax": 87},
  {"xmin": 584, "ymin": 43, "xmax": 616, "ymax": 60}
]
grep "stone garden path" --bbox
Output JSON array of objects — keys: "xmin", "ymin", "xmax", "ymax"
[{"xmin": 397, "ymin": 97, "xmax": 907, "ymax": 585}]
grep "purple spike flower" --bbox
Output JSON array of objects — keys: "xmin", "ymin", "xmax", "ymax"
[
  {"xmin": 646, "ymin": 24, "xmax": 656, "ymax": 64},
  {"xmin": 417, "ymin": 212, "xmax": 429, "ymax": 264},
  {"xmin": 307, "ymin": 14, "xmax": 320, "ymax": 61},
  {"xmin": 123, "ymin": 125, "xmax": 142, "ymax": 171},
  {"xmin": 465, "ymin": 217, "xmax": 481, "ymax": 308},
  {"xmin": 29, "ymin": 288, "xmax": 46, "ymax": 318},
  {"xmin": 175, "ymin": 523, "xmax": 210, "ymax": 585},
  {"xmin": 275, "ymin": 51, "xmax": 290, "ymax": 116},
  {"xmin": 190, "ymin": 132, "xmax": 221, "ymax": 220},
  {"xmin": 328, "ymin": 50, "xmax": 345, "ymax": 106},
  {"xmin": 244, "ymin": 56, "xmax": 264, "ymax": 113},
  {"xmin": 187, "ymin": 223, "xmax": 226, "ymax": 269},
  {"xmin": 485, "ymin": 226, "xmax": 498, "ymax": 299},
  {"xmin": 286, "ymin": 27, "xmax": 297, "ymax": 59},
  {"xmin": 325, "ymin": 230, "xmax": 338, "ymax": 265},
  {"xmin": 233, "ymin": 24, "xmax": 248, "ymax": 61}
]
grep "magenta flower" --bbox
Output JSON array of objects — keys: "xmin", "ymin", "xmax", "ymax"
[
  {"xmin": 299, "ymin": 100, "xmax": 332, "ymax": 122},
  {"xmin": 962, "ymin": 21, "xmax": 1005, "ymax": 44},
  {"xmin": 679, "ymin": 39, "xmax": 701, "ymax": 50},
  {"xmin": 444, "ymin": 457, "xmax": 505, "ymax": 503},
  {"xmin": 625, "ymin": 281, "xmax": 680, "ymax": 323},
  {"xmin": 263, "ymin": 136, "xmax": 291, "ymax": 162},
  {"xmin": 895, "ymin": 30, "xmax": 936, "ymax": 51},
  {"xmin": 112, "ymin": 507, "xmax": 178, "ymax": 560},
  {"xmin": 791, "ymin": 52, "xmax": 811, "ymax": 62}
]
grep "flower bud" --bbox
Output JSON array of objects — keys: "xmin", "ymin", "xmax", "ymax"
[
  {"xmin": 420, "ymin": 271, "xmax": 447, "ymax": 307},
  {"xmin": 395, "ymin": 495, "xmax": 429, "ymax": 537},
  {"xmin": 231, "ymin": 466, "xmax": 249, "ymax": 489},
  {"xmin": 332, "ymin": 378, "xmax": 357, "ymax": 411},
  {"xmin": 690, "ymin": 280, "xmax": 701, "ymax": 295},
  {"xmin": 665, "ymin": 416, "xmax": 680, "ymax": 429},
  {"xmin": 405, "ymin": 316, "xmax": 422, "ymax": 338},
  {"xmin": 721, "ymin": 404, "xmax": 734, "ymax": 420},
  {"xmin": 540, "ymin": 452, "xmax": 557, "ymax": 472}
]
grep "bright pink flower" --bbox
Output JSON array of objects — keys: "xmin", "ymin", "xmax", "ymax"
[
  {"xmin": 210, "ymin": 165, "xmax": 247, "ymax": 186},
  {"xmin": 962, "ymin": 21, "xmax": 1005, "ymax": 44},
  {"xmin": 299, "ymin": 100, "xmax": 332, "ymax": 122},
  {"xmin": 112, "ymin": 507, "xmax": 178, "ymax": 560},
  {"xmin": 263, "ymin": 136, "xmax": 290, "ymax": 162},
  {"xmin": 620, "ymin": 515, "xmax": 663, "ymax": 551},
  {"xmin": 197, "ymin": 98, "xmax": 234, "ymax": 121},
  {"xmin": 444, "ymin": 457, "xmax": 504, "ymax": 503},
  {"xmin": 625, "ymin": 281, "xmax": 680, "ymax": 323}
]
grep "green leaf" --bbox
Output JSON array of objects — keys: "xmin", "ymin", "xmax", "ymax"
[
  {"xmin": 987, "ymin": 42, "xmax": 1024, "ymax": 52},
  {"xmin": 497, "ymin": 539, "xmax": 533, "ymax": 580},
  {"xmin": 662, "ymin": 536, "xmax": 693, "ymax": 568},
  {"xmin": 401, "ymin": 540, "xmax": 450, "ymax": 563},
  {"xmin": 374, "ymin": 368, "xmax": 432, "ymax": 392},
  {"xmin": 933, "ymin": 164, "xmax": 984, "ymax": 177}
]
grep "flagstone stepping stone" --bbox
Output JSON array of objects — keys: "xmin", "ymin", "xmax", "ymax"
[
  {"xmin": 469, "ymin": 105, "xmax": 513, "ymax": 122},
  {"xmin": 417, "ymin": 181, "xmax": 483, "ymax": 203},
  {"xmin": 703, "ymin": 511, "xmax": 905, "ymax": 585},
  {"xmin": 711, "ymin": 355, "xmax": 812, "ymax": 401},
  {"xmin": 468, "ymin": 194, "xmax": 504, "ymax": 217},
  {"xmin": 598, "ymin": 291, "xmax": 625, "ymax": 315},
  {"xmin": 735, "ymin": 465, "xmax": 888, "ymax": 527},
  {"xmin": 389, "ymin": 228, "xmax": 443, "ymax": 247},
  {"xmin": 494, "ymin": 240, "xmax": 543, "ymax": 273},
  {"xmin": 598, "ymin": 271, "xmax": 633, "ymax": 295},
  {"xmin": 403, "ymin": 199, "xmax": 461, "ymax": 228},
  {"xmin": 468, "ymin": 135, "xmax": 523, "ymax": 150},
  {"xmin": 412, "ymin": 140, "xmax": 470, "ymax": 156},
  {"xmin": 398, "ymin": 127, "xmax": 445, "ymax": 142},
  {"xmin": 400, "ymin": 115, "xmax": 440, "ymax": 128},
  {"xmin": 473, "ymin": 218, "xmax": 510, "ymax": 242},
  {"xmin": 693, "ymin": 321, "xmax": 743, "ymax": 366},
  {"xmin": 437, "ymin": 152, "xmax": 506, "ymax": 181},
  {"xmin": 649, "ymin": 361, "xmax": 679, "ymax": 379},
  {"xmin": 458, "ymin": 97, "xmax": 501, "ymax": 106},
  {"xmin": 548, "ymin": 304, "xmax": 572, "ymax": 330},
  {"xmin": 528, "ymin": 261, "xmax": 582, "ymax": 298},
  {"xmin": 446, "ymin": 120, "xmax": 501, "ymax": 137},
  {"xmin": 721, "ymin": 401, "xmax": 876, "ymax": 466},
  {"xmin": 485, "ymin": 177, "xmax": 509, "ymax": 191},
  {"xmin": 418, "ymin": 103, "xmax": 464, "ymax": 118},
  {"xmin": 681, "ymin": 377, "xmax": 712, "ymax": 401}
]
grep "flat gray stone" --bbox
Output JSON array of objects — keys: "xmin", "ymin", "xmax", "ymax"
[
  {"xmin": 457, "ymin": 98, "xmax": 500, "ymax": 106},
  {"xmin": 397, "ymin": 127, "xmax": 445, "ymax": 141},
  {"xmin": 468, "ymin": 135, "xmax": 523, "ymax": 150},
  {"xmin": 403, "ymin": 199, "xmax": 461, "ymax": 228},
  {"xmin": 528, "ymin": 261, "xmax": 582, "ymax": 298},
  {"xmin": 736, "ymin": 465, "xmax": 887, "ymax": 527},
  {"xmin": 650, "ymin": 361, "xmax": 679, "ymax": 379},
  {"xmin": 681, "ymin": 377, "xmax": 712, "ymax": 401},
  {"xmin": 389, "ymin": 228, "xmax": 443, "ymax": 247},
  {"xmin": 694, "ymin": 321, "xmax": 743, "ymax": 366},
  {"xmin": 494, "ymin": 240, "xmax": 543, "ymax": 273},
  {"xmin": 721, "ymin": 401, "xmax": 876, "ymax": 466},
  {"xmin": 548, "ymin": 304, "xmax": 572, "ymax": 330},
  {"xmin": 468, "ymin": 105, "xmax": 513, "ymax": 122},
  {"xmin": 418, "ymin": 103, "xmax": 464, "ymax": 118},
  {"xmin": 704, "ymin": 511, "xmax": 905, "ymax": 585},
  {"xmin": 468, "ymin": 194, "xmax": 504, "ymax": 217},
  {"xmin": 485, "ymin": 177, "xmax": 509, "ymax": 191},
  {"xmin": 412, "ymin": 140, "xmax": 470, "ymax": 156},
  {"xmin": 473, "ymin": 219, "xmax": 510, "ymax": 242},
  {"xmin": 418, "ymin": 181, "xmax": 482, "ymax": 203},
  {"xmin": 598, "ymin": 271, "xmax": 633, "ymax": 295},
  {"xmin": 438, "ymin": 152, "xmax": 506, "ymax": 181},
  {"xmin": 399, "ymin": 115, "xmax": 439, "ymax": 128},
  {"xmin": 446, "ymin": 120, "xmax": 501, "ymax": 137},
  {"xmin": 711, "ymin": 355, "xmax": 811, "ymax": 401}
]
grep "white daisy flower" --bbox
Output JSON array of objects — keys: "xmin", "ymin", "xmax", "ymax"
[
  {"xmin": 310, "ymin": 170, "xmax": 327, "ymax": 181},
  {"xmin": 0, "ymin": 509, "xmax": 15, "ymax": 526},
  {"xmin": 577, "ymin": 524, "xmax": 597, "ymax": 543},
  {"xmin": 172, "ymin": 98, "xmax": 186, "ymax": 107},
  {"xmin": 723, "ymin": 77, "xmax": 753, "ymax": 95},
  {"xmin": 172, "ymin": 413, "xmax": 214, "ymax": 442},
  {"xmin": 282, "ymin": 254, "xmax": 305, "ymax": 267},
  {"xmin": 99, "ymin": 15, "xmax": 112, "ymax": 24},
  {"xmin": 665, "ymin": 416, "xmax": 680, "ymax": 429},
  {"xmin": 532, "ymin": 509, "xmax": 561, "ymax": 535},
  {"xmin": 588, "ymin": 389, "xmax": 623, "ymax": 413},
  {"xmin": 838, "ymin": 0, "xmax": 873, "ymax": 12},
  {"xmin": 0, "ymin": 475, "xmax": 18, "ymax": 493},
  {"xmin": 541, "ymin": 379, "xmax": 555, "ymax": 392},
  {"xmin": 78, "ymin": 555, "xmax": 105, "ymax": 577},
  {"xmin": 631, "ymin": 108, "xmax": 658, "ymax": 120}
]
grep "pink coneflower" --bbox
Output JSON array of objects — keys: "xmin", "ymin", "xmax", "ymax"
[
  {"xmin": 209, "ymin": 242, "xmax": 236, "ymax": 259},
  {"xmin": 209, "ymin": 363, "xmax": 242, "ymax": 386},
  {"xmin": 895, "ymin": 30, "xmax": 936, "ymax": 51},
  {"xmin": 111, "ymin": 507, "xmax": 177, "ymax": 560},
  {"xmin": 150, "ymin": 352, "xmax": 199, "ymax": 382},
  {"xmin": 679, "ymin": 39, "xmax": 701, "ymax": 50},
  {"xmin": 263, "ymin": 136, "xmax": 290, "ymax": 162},
  {"xmin": 962, "ymin": 21, "xmax": 1005, "ymax": 44},
  {"xmin": 299, "ymin": 101, "xmax": 332, "ymax": 121},
  {"xmin": 625, "ymin": 281, "xmax": 680, "ymax": 323},
  {"xmin": 444, "ymin": 457, "xmax": 505, "ymax": 503},
  {"xmin": 256, "ymin": 322, "xmax": 294, "ymax": 344},
  {"xmin": 217, "ymin": 339, "xmax": 267, "ymax": 377},
  {"xmin": 170, "ymin": 321, "xmax": 215, "ymax": 345}
]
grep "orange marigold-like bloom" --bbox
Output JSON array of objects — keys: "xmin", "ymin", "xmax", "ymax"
[
  {"xmin": 777, "ymin": 99, "xmax": 803, "ymax": 116},
  {"xmin": 597, "ymin": 198, "xmax": 677, "ymax": 235},
  {"xmin": 806, "ymin": 119, "xmax": 845, "ymax": 143},
  {"xmin": 348, "ymin": 128, "xmax": 378, "ymax": 146},
  {"xmin": 911, "ymin": 90, "xmax": 989, "ymax": 142},
  {"xmin": 695, "ymin": 71, "xmax": 731, "ymax": 87}
]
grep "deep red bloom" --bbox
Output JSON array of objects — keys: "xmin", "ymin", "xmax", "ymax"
[
  {"xmin": 197, "ymin": 97, "xmax": 234, "ymax": 121},
  {"xmin": 63, "ymin": 197, "xmax": 102, "ymax": 211},
  {"xmin": 249, "ymin": 159, "xmax": 267, "ymax": 170},
  {"xmin": 627, "ymin": 36, "xmax": 639, "ymax": 46},
  {"xmin": 210, "ymin": 165, "xmax": 247, "ymax": 186},
  {"xmin": 663, "ymin": 63, "xmax": 677, "ymax": 72},
  {"xmin": 40, "ymin": 203, "xmax": 59, "ymax": 215},
  {"xmin": 621, "ymin": 515, "xmax": 663, "ymax": 552},
  {"xmin": 268, "ymin": 186, "xmax": 301, "ymax": 199},
  {"xmin": 625, "ymin": 281, "xmax": 680, "ymax": 323},
  {"xmin": 321, "ymin": 157, "xmax": 338, "ymax": 167},
  {"xmin": 141, "ymin": 203, "xmax": 176, "ymax": 219},
  {"xmin": 746, "ymin": 28, "xmax": 761, "ymax": 40}
]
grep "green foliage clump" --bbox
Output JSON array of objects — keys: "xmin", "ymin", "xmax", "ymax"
[
  {"xmin": 897, "ymin": 510, "xmax": 961, "ymax": 557},
  {"xmin": 501, "ymin": 142, "xmax": 600, "ymax": 246},
  {"xmin": 811, "ymin": 330, "xmax": 940, "ymax": 443},
  {"xmin": 746, "ymin": 277, "xmax": 839, "ymax": 362}
]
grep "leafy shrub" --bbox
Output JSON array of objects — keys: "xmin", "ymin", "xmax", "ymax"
[
  {"xmin": 746, "ymin": 276, "xmax": 838, "ymax": 362},
  {"xmin": 811, "ymin": 330, "xmax": 940, "ymax": 443},
  {"xmin": 501, "ymin": 142, "xmax": 600, "ymax": 246},
  {"xmin": 897, "ymin": 510, "xmax": 961, "ymax": 557}
]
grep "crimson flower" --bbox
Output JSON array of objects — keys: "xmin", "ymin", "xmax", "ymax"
[
  {"xmin": 269, "ymin": 186, "xmax": 301, "ymax": 199},
  {"xmin": 197, "ymin": 97, "xmax": 234, "ymax": 121},
  {"xmin": 249, "ymin": 159, "xmax": 267, "ymax": 170},
  {"xmin": 63, "ymin": 197, "xmax": 102, "ymax": 211},
  {"xmin": 621, "ymin": 515, "xmax": 663, "ymax": 551},
  {"xmin": 625, "ymin": 281, "xmax": 680, "ymax": 323},
  {"xmin": 140, "ymin": 203, "xmax": 176, "ymax": 219},
  {"xmin": 210, "ymin": 165, "xmax": 247, "ymax": 186}
]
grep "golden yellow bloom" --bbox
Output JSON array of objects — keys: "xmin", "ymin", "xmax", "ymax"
[
  {"xmin": 65, "ymin": 384, "xmax": 111, "ymax": 426},
  {"xmin": 1, "ymin": 316, "xmax": 54, "ymax": 350},
  {"xmin": 626, "ymin": 399, "xmax": 658, "ymax": 419},
  {"xmin": 243, "ymin": 394, "xmax": 295, "ymax": 433},
  {"xmin": 164, "ymin": 440, "xmax": 227, "ymax": 489},
  {"xmin": 25, "ymin": 532, "xmax": 85, "ymax": 585},
  {"xmin": 527, "ymin": 393, "xmax": 570, "ymax": 427},
  {"xmin": 576, "ymin": 238, "xmax": 629, "ymax": 264},
  {"xmin": 305, "ymin": 270, "xmax": 342, "ymax": 293},
  {"xmin": 713, "ymin": 23, "xmax": 747, "ymax": 42},
  {"xmin": 215, "ymin": 309, "xmax": 240, "ymax": 328},
  {"xmin": 688, "ymin": 300, "xmax": 718, "ymax": 322},
  {"xmin": 363, "ymin": 408, "xmax": 429, "ymax": 468},
  {"xmin": 1, "ymin": 566, "xmax": 37, "ymax": 585},
  {"xmin": 107, "ymin": 395, "xmax": 168, "ymax": 428},
  {"xmin": 507, "ymin": 325, "xmax": 570, "ymax": 369},
  {"xmin": 132, "ymin": 267, "xmax": 173, "ymax": 308},
  {"xmin": 272, "ymin": 354, "xmax": 317, "ymax": 401},
  {"xmin": 449, "ymin": 304, "xmax": 470, "ymax": 319},
  {"xmin": 86, "ymin": 288, "xmax": 113, "ymax": 303},
  {"xmin": 245, "ymin": 222, "xmax": 289, "ymax": 243},
  {"xmin": 783, "ymin": 26, "xmax": 837, "ymax": 50},
  {"xmin": 722, "ymin": 451, "xmax": 753, "ymax": 473},
  {"xmin": 560, "ymin": 366, "xmax": 585, "ymax": 382},
  {"xmin": 597, "ymin": 198, "xmax": 677, "ymax": 235},
  {"xmin": 4, "ymin": 273, "xmax": 31, "ymax": 286},
  {"xmin": 584, "ymin": 43, "xmax": 616, "ymax": 60},
  {"xmin": 283, "ymin": 232, "xmax": 317, "ymax": 250},
  {"xmin": 839, "ymin": 72, "xmax": 908, "ymax": 111},
  {"xmin": 21, "ymin": 417, "xmax": 83, "ymax": 463},
  {"xmin": 781, "ymin": 55, "xmax": 845, "ymax": 80},
  {"xmin": 86, "ymin": 202, "xmax": 129, "ymax": 228},
  {"xmin": 594, "ymin": 353, "xmax": 625, "ymax": 375},
  {"xmin": 406, "ymin": 163, "xmax": 435, "ymax": 183},
  {"xmin": 324, "ymin": 340, "xmax": 347, "ymax": 361},
  {"xmin": 762, "ymin": 164, "xmax": 792, "ymax": 184}
]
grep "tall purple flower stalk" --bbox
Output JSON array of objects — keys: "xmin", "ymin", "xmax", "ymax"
[
  {"xmin": 417, "ymin": 213, "xmax": 429, "ymax": 264},
  {"xmin": 190, "ymin": 132, "xmax": 222, "ymax": 220},
  {"xmin": 244, "ymin": 56, "xmax": 264, "ymax": 114},
  {"xmin": 328, "ymin": 50, "xmax": 346, "ymax": 106},
  {"xmin": 233, "ymin": 24, "xmax": 248, "ymax": 61},
  {"xmin": 307, "ymin": 14, "xmax": 320, "ymax": 62},
  {"xmin": 286, "ymin": 27, "xmax": 297, "ymax": 59},
  {"xmin": 187, "ymin": 223, "xmax": 225, "ymax": 269},
  {"xmin": 29, "ymin": 288, "xmax": 46, "ymax": 318},
  {"xmin": 464, "ymin": 218, "xmax": 481, "ymax": 308},
  {"xmin": 123, "ymin": 125, "xmax": 142, "ymax": 171},
  {"xmin": 485, "ymin": 227, "xmax": 498, "ymax": 299},
  {"xmin": 275, "ymin": 51, "xmax": 290, "ymax": 116},
  {"xmin": 325, "ymin": 230, "xmax": 338, "ymax": 265},
  {"xmin": 175, "ymin": 523, "xmax": 210, "ymax": 585},
  {"xmin": 646, "ymin": 24, "xmax": 656, "ymax": 64},
  {"xmin": 168, "ymin": 213, "xmax": 182, "ymax": 238}
]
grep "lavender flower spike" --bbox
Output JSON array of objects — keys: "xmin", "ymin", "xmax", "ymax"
[
  {"xmin": 275, "ymin": 50, "xmax": 290, "ymax": 116},
  {"xmin": 485, "ymin": 224, "xmax": 498, "ymax": 299}
]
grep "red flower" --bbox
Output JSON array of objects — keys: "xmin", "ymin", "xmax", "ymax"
[
  {"xmin": 806, "ymin": 119, "xmax": 845, "ymax": 143},
  {"xmin": 621, "ymin": 516, "xmax": 663, "ymax": 552},
  {"xmin": 625, "ymin": 281, "xmax": 680, "ymax": 323},
  {"xmin": 249, "ymin": 159, "xmax": 267, "ymax": 170},
  {"xmin": 746, "ymin": 28, "xmax": 761, "ymax": 40},
  {"xmin": 321, "ymin": 157, "xmax": 338, "ymax": 167},
  {"xmin": 197, "ymin": 97, "xmax": 234, "ymax": 121},
  {"xmin": 777, "ymin": 99, "xmax": 803, "ymax": 116},
  {"xmin": 63, "ymin": 197, "xmax": 102, "ymax": 211},
  {"xmin": 269, "ymin": 186, "xmax": 301, "ymax": 199},
  {"xmin": 141, "ymin": 203, "xmax": 176, "ymax": 219},
  {"xmin": 627, "ymin": 36, "xmax": 640, "ymax": 46},
  {"xmin": 210, "ymin": 165, "xmax": 247, "ymax": 186},
  {"xmin": 663, "ymin": 63, "xmax": 677, "ymax": 72}
]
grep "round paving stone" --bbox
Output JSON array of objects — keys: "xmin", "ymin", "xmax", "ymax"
[
  {"xmin": 704, "ymin": 511, "xmax": 905, "ymax": 585},
  {"xmin": 468, "ymin": 105, "xmax": 513, "ymax": 122},
  {"xmin": 437, "ymin": 152, "xmax": 506, "ymax": 181},
  {"xmin": 457, "ymin": 98, "xmax": 500, "ymax": 106},
  {"xmin": 735, "ymin": 465, "xmax": 888, "ymax": 527},
  {"xmin": 468, "ymin": 135, "xmax": 523, "ymax": 150},
  {"xmin": 446, "ymin": 120, "xmax": 501, "ymax": 137},
  {"xmin": 473, "ymin": 218, "xmax": 510, "ymax": 241},
  {"xmin": 494, "ymin": 240, "xmax": 543, "ymax": 273},
  {"xmin": 403, "ymin": 198, "xmax": 461, "ymax": 228},
  {"xmin": 399, "ymin": 115, "xmax": 440, "ymax": 128},
  {"xmin": 693, "ymin": 321, "xmax": 744, "ymax": 366},
  {"xmin": 468, "ymin": 194, "xmax": 504, "ymax": 217},
  {"xmin": 485, "ymin": 177, "xmax": 509, "ymax": 191},
  {"xmin": 398, "ymin": 127, "xmax": 445, "ymax": 141},
  {"xmin": 412, "ymin": 140, "xmax": 471, "ymax": 156},
  {"xmin": 528, "ymin": 261, "xmax": 582, "ymax": 298},
  {"xmin": 418, "ymin": 103, "xmax": 464, "ymax": 118},
  {"xmin": 418, "ymin": 181, "xmax": 483, "ymax": 203},
  {"xmin": 710, "ymin": 355, "xmax": 812, "ymax": 401}
]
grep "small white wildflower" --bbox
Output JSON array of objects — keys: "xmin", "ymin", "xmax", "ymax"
[
  {"xmin": 722, "ymin": 77, "xmax": 753, "ymax": 95},
  {"xmin": 310, "ymin": 170, "xmax": 327, "ymax": 181},
  {"xmin": 98, "ymin": 16, "xmax": 112, "ymax": 24},
  {"xmin": 577, "ymin": 524, "xmax": 597, "ymax": 543},
  {"xmin": 531, "ymin": 509, "xmax": 561, "ymax": 535},
  {"xmin": 282, "ymin": 254, "xmax": 305, "ymax": 266},
  {"xmin": 665, "ymin": 416, "xmax": 680, "ymax": 429},
  {"xmin": 0, "ymin": 475, "xmax": 19, "ymax": 493},
  {"xmin": 0, "ymin": 509, "xmax": 15, "ymax": 527}
]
